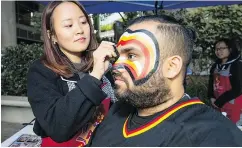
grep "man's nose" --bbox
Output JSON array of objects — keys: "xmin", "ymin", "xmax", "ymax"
[
  {"xmin": 112, "ymin": 68, "xmax": 126, "ymax": 77},
  {"xmin": 112, "ymin": 64, "xmax": 125, "ymax": 71}
]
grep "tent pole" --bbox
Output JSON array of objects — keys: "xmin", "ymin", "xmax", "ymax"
[
  {"xmin": 159, "ymin": 1, "xmax": 164, "ymax": 14},
  {"xmin": 118, "ymin": 12, "xmax": 126, "ymax": 23},
  {"xmin": 160, "ymin": 1, "xmax": 164, "ymax": 10},
  {"xmin": 154, "ymin": 1, "xmax": 164, "ymax": 15},
  {"xmin": 155, "ymin": 1, "xmax": 158, "ymax": 15}
]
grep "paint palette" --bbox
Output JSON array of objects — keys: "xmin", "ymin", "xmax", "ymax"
[
  {"xmin": 9, "ymin": 134, "xmax": 41, "ymax": 147},
  {"xmin": 238, "ymin": 126, "xmax": 242, "ymax": 131}
]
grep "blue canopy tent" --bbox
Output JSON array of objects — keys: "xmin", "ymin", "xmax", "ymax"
[{"xmin": 38, "ymin": 1, "xmax": 241, "ymax": 14}]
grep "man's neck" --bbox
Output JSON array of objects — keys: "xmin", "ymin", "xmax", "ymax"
[{"xmin": 137, "ymin": 88, "xmax": 185, "ymax": 117}]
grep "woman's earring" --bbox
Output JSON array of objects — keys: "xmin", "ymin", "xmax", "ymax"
[
  {"xmin": 47, "ymin": 30, "xmax": 57, "ymax": 44},
  {"xmin": 47, "ymin": 30, "xmax": 51, "ymax": 39}
]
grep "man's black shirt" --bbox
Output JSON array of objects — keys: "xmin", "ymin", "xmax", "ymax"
[{"xmin": 90, "ymin": 96, "xmax": 242, "ymax": 146}]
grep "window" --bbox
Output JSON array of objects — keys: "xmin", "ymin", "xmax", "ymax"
[{"xmin": 16, "ymin": 1, "xmax": 39, "ymax": 26}]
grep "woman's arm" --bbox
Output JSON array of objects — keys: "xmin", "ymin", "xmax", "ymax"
[
  {"xmin": 207, "ymin": 64, "xmax": 216, "ymax": 99},
  {"xmin": 27, "ymin": 62, "xmax": 107, "ymax": 143}
]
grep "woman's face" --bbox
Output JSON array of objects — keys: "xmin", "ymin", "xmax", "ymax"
[
  {"xmin": 215, "ymin": 41, "xmax": 230, "ymax": 60},
  {"xmin": 52, "ymin": 2, "xmax": 90, "ymax": 62}
]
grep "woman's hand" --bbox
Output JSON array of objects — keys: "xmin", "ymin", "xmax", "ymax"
[
  {"xmin": 210, "ymin": 98, "xmax": 219, "ymax": 108},
  {"xmin": 90, "ymin": 41, "xmax": 117, "ymax": 80}
]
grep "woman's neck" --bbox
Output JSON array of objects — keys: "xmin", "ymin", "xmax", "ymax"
[
  {"xmin": 69, "ymin": 55, "xmax": 81, "ymax": 63},
  {"xmin": 60, "ymin": 48, "xmax": 82, "ymax": 63},
  {"xmin": 221, "ymin": 58, "xmax": 228, "ymax": 64}
]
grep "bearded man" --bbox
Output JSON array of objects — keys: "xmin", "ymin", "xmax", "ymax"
[{"xmin": 89, "ymin": 15, "xmax": 242, "ymax": 147}]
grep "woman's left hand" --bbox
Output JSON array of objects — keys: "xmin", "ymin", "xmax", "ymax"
[{"xmin": 211, "ymin": 98, "xmax": 219, "ymax": 108}]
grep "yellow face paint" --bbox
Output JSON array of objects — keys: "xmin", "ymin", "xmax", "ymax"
[{"xmin": 113, "ymin": 29, "xmax": 160, "ymax": 85}]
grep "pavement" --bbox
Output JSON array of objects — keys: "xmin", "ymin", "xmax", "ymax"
[{"xmin": 1, "ymin": 122, "xmax": 24, "ymax": 143}]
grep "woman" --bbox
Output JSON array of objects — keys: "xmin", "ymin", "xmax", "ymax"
[
  {"xmin": 208, "ymin": 38, "xmax": 242, "ymax": 125},
  {"xmin": 27, "ymin": 1, "xmax": 117, "ymax": 147}
]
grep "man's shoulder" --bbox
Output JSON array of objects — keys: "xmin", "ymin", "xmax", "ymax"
[
  {"xmin": 177, "ymin": 102, "xmax": 230, "ymax": 126},
  {"xmin": 171, "ymin": 101, "xmax": 237, "ymax": 132},
  {"xmin": 175, "ymin": 103, "xmax": 242, "ymax": 146}
]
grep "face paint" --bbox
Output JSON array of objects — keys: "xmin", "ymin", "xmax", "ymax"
[{"xmin": 113, "ymin": 29, "xmax": 160, "ymax": 85}]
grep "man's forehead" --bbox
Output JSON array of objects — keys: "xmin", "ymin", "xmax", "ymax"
[
  {"xmin": 127, "ymin": 21, "xmax": 160, "ymax": 34},
  {"xmin": 118, "ymin": 21, "xmax": 161, "ymax": 52}
]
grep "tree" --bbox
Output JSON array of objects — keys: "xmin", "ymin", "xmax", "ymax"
[
  {"xmin": 31, "ymin": 11, "xmax": 42, "ymax": 34},
  {"xmin": 1, "ymin": 43, "xmax": 43, "ymax": 96},
  {"xmin": 161, "ymin": 5, "xmax": 242, "ymax": 73}
]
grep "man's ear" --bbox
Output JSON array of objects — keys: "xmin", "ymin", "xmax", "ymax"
[{"xmin": 162, "ymin": 55, "xmax": 183, "ymax": 79}]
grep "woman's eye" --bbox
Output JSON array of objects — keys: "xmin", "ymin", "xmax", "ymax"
[
  {"xmin": 65, "ymin": 24, "xmax": 72, "ymax": 28},
  {"xmin": 81, "ymin": 21, "xmax": 87, "ymax": 24},
  {"xmin": 127, "ymin": 54, "xmax": 136, "ymax": 60}
]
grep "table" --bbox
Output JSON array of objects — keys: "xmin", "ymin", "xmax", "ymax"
[
  {"xmin": 238, "ymin": 126, "xmax": 242, "ymax": 131},
  {"xmin": 1, "ymin": 124, "xmax": 41, "ymax": 147}
]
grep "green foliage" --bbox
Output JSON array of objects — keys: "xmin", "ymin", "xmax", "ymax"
[
  {"xmin": 123, "ymin": 12, "xmax": 141, "ymax": 26},
  {"xmin": 100, "ymin": 13, "xmax": 112, "ymax": 21},
  {"xmin": 1, "ymin": 43, "xmax": 43, "ymax": 96},
  {"xmin": 31, "ymin": 11, "xmax": 42, "ymax": 34},
  {"xmin": 187, "ymin": 5, "xmax": 241, "ymax": 57},
  {"xmin": 124, "ymin": 12, "xmax": 139, "ymax": 21},
  {"xmin": 100, "ymin": 24, "xmax": 113, "ymax": 32},
  {"xmin": 162, "ymin": 5, "xmax": 242, "ymax": 70},
  {"xmin": 93, "ymin": 14, "xmax": 100, "ymax": 32},
  {"xmin": 185, "ymin": 76, "xmax": 211, "ymax": 106}
]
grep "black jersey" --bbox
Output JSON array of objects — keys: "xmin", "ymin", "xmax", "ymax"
[{"xmin": 90, "ymin": 96, "xmax": 242, "ymax": 147}]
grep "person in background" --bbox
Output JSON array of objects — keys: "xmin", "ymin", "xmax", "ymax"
[
  {"xmin": 27, "ymin": 1, "xmax": 117, "ymax": 147},
  {"xmin": 89, "ymin": 15, "xmax": 242, "ymax": 147},
  {"xmin": 208, "ymin": 38, "xmax": 242, "ymax": 125}
]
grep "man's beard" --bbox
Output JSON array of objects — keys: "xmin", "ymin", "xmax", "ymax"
[{"xmin": 115, "ymin": 71, "xmax": 171, "ymax": 109}]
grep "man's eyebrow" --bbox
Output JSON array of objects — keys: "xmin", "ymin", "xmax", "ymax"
[{"xmin": 119, "ymin": 47, "xmax": 136, "ymax": 53}]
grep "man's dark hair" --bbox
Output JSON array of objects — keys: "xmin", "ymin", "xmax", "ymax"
[{"xmin": 126, "ymin": 15, "xmax": 196, "ymax": 72}]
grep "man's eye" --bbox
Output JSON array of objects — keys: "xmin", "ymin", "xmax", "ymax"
[{"xmin": 127, "ymin": 54, "xmax": 136, "ymax": 60}]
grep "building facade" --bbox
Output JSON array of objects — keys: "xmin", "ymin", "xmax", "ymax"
[{"xmin": 1, "ymin": 1, "xmax": 44, "ymax": 50}]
